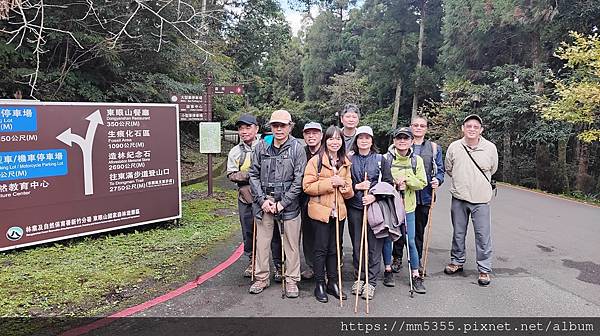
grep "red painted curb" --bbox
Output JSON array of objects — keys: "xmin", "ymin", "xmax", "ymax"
[{"xmin": 60, "ymin": 243, "xmax": 244, "ymax": 336}]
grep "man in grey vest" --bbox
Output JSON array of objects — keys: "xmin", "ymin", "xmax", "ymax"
[
  {"xmin": 227, "ymin": 114, "xmax": 282, "ymax": 279},
  {"xmin": 391, "ymin": 116, "xmax": 445, "ymax": 273},
  {"xmin": 248, "ymin": 110, "xmax": 307, "ymax": 297}
]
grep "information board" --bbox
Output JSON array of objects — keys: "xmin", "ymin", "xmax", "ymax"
[
  {"xmin": 199, "ymin": 122, "xmax": 221, "ymax": 154},
  {"xmin": 0, "ymin": 101, "xmax": 181, "ymax": 251}
]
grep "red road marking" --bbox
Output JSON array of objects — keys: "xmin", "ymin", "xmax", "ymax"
[{"xmin": 60, "ymin": 243, "xmax": 244, "ymax": 336}]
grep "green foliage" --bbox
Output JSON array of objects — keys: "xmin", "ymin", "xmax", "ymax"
[{"xmin": 542, "ymin": 32, "xmax": 600, "ymax": 143}]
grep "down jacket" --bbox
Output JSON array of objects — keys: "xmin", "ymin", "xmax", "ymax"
[{"xmin": 303, "ymin": 153, "xmax": 354, "ymax": 223}]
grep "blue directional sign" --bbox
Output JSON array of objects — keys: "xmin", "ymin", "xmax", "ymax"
[
  {"xmin": 0, "ymin": 106, "xmax": 37, "ymax": 132},
  {"xmin": 0, "ymin": 149, "xmax": 68, "ymax": 181}
]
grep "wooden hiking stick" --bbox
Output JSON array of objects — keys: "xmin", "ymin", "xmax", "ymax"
[
  {"xmin": 422, "ymin": 188, "xmax": 436, "ymax": 277},
  {"xmin": 251, "ymin": 218, "xmax": 257, "ymax": 282},
  {"xmin": 334, "ymin": 182, "xmax": 343, "ymax": 307}
]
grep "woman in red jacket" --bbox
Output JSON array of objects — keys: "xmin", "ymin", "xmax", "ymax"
[{"xmin": 303, "ymin": 125, "xmax": 354, "ymax": 303}]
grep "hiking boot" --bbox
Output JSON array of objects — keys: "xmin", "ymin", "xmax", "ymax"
[
  {"xmin": 248, "ymin": 279, "xmax": 270, "ymax": 294},
  {"xmin": 243, "ymin": 262, "xmax": 253, "ymax": 278},
  {"xmin": 351, "ymin": 280, "xmax": 364, "ymax": 295},
  {"xmin": 383, "ymin": 271, "xmax": 395, "ymax": 287},
  {"xmin": 361, "ymin": 283, "xmax": 375, "ymax": 300},
  {"xmin": 301, "ymin": 268, "xmax": 314, "ymax": 280},
  {"xmin": 391, "ymin": 258, "xmax": 402, "ymax": 273},
  {"xmin": 314, "ymin": 281, "xmax": 328, "ymax": 303},
  {"xmin": 444, "ymin": 263, "xmax": 463, "ymax": 275},
  {"xmin": 285, "ymin": 280, "xmax": 299, "ymax": 298},
  {"xmin": 326, "ymin": 281, "xmax": 347, "ymax": 300},
  {"xmin": 478, "ymin": 272, "xmax": 491, "ymax": 286},
  {"xmin": 273, "ymin": 267, "xmax": 283, "ymax": 283},
  {"xmin": 412, "ymin": 276, "xmax": 426, "ymax": 294}
]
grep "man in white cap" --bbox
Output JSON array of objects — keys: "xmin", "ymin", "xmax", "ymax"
[
  {"xmin": 248, "ymin": 110, "xmax": 307, "ymax": 297},
  {"xmin": 444, "ymin": 114, "xmax": 498, "ymax": 286},
  {"xmin": 300, "ymin": 122, "xmax": 323, "ymax": 280},
  {"xmin": 227, "ymin": 114, "xmax": 282, "ymax": 279}
]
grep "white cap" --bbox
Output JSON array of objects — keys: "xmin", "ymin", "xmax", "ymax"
[{"xmin": 355, "ymin": 125, "xmax": 373, "ymax": 137}]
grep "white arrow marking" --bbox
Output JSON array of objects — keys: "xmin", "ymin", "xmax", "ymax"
[{"xmin": 56, "ymin": 110, "xmax": 104, "ymax": 196}]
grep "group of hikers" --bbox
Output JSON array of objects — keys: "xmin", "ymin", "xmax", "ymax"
[{"xmin": 226, "ymin": 104, "xmax": 498, "ymax": 303}]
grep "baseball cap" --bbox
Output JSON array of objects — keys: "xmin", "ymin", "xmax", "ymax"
[
  {"xmin": 355, "ymin": 125, "xmax": 373, "ymax": 137},
  {"xmin": 235, "ymin": 114, "xmax": 258, "ymax": 127},
  {"xmin": 463, "ymin": 114, "xmax": 483, "ymax": 125},
  {"xmin": 393, "ymin": 126, "xmax": 413, "ymax": 139},
  {"xmin": 268, "ymin": 109, "xmax": 292, "ymax": 124},
  {"xmin": 303, "ymin": 122, "xmax": 322, "ymax": 132}
]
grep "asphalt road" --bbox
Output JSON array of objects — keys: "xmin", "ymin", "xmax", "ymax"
[{"xmin": 84, "ymin": 177, "xmax": 600, "ymax": 335}]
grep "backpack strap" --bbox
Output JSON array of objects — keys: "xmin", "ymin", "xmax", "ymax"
[{"xmin": 238, "ymin": 143, "xmax": 250, "ymax": 170}]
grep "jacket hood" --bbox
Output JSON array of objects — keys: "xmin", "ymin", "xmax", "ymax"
[{"xmin": 386, "ymin": 145, "xmax": 413, "ymax": 160}]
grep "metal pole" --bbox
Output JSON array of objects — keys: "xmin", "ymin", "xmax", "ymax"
[{"xmin": 207, "ymin": 153, "xmax": 213, "ymax": 196}]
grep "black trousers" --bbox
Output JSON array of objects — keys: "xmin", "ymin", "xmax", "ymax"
[
  {"xmin": 301, "ymin": 206, "xmax": 315, "ymax": 269},
  {"xmin": 392, "ymin": 204, "xmax": 430, "ymax": 262},
  {"xmin": 239, "ymin": 199, "xmax": 282, "ymax": 267},
  {"xmin": 313, "ymin": 217, "xmax": 341, "ymax": 282},
  {"xmin": 347, "ymin": 206, "xmax": 384, "ymax": 286}
]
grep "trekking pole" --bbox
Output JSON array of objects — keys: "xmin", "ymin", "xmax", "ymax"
[
  {"xmin": 421, "ymin": 188, "xmax": 436, "ymax": 277},
  {"xmin": 277, "ymin": 212, "xmax": 286, "ymax": 299},
  {"xmin": 251, "ymin": 218, "xmax": 257, "ymax": 282},
  {"xmin": 354, "ymin": 172, "xmax": 368, "ymax": 313},
  {"xmin": 334, "ymin": 186, "xmax": 343, "ymax": 307},
  {"xmin": 364, "ymin": 201, "xmax": 370, "ymax": 314},
  {"xmin": 401, "ymin": 191, "xmax": 414, "ymax": 298}
]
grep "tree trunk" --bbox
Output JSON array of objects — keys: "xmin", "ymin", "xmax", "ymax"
[
  {"xmin": 411, "ymin": 0, "xmax": 426, "ymax": 118},
  {"xmin": 502, "ymin": 122, "xmax": 511, "ymax": 183},
  {"xmin": 557, "ymin": 138, "xmax": 569, "ymax": 193},
  {"xmin": 535, "ymin": 141, "xmax": 550, "ymax": 190},
  {"xmin": 392, "ymin": 79, "xmax": 402, "ymax": 131},
  {"xmin": 575, "ymin": 140, "xmax": 590, "ymax": 192}
]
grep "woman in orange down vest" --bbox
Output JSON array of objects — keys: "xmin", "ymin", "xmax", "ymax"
[{"xmin": 303, "ymin": 125, "xmax": 354, "ymax": 303}]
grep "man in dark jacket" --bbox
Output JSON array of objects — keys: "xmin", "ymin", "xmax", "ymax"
[{"xmin": 248, "ymin": 110, "xmax": 307, "ymax": 298}]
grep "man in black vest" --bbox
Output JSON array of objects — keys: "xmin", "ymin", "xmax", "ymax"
[{"xmin": 391, "ymin": 116, "xmax": 445, "ymax": 273}]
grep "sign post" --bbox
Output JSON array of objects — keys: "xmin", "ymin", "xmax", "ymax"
[{"xmin": 174, "ymin": 74, "xmax": 244, "ymax": 195}]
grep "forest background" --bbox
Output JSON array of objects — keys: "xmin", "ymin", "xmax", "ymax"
[{"xmin": 1, "ymin": 0, "xmax": 599, "ymax": 201}]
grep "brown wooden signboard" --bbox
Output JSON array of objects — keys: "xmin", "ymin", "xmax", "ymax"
[
  {"xmin": 0, "ymin": 101, "xmax": 181, "ymax": 251},
  {"xmin": 170, "ymin": 94, "xmax": 211, "ymax": 121}
]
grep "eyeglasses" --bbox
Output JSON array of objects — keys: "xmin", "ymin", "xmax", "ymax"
[{"xmin": 411, "ymin": 123, "xmax": 427, "ymax": 128}]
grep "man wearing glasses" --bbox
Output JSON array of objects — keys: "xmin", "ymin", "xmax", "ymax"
[
  {"xmin": 248, "ymin": 110, "xmax": 307, "ymax": 297},
  {"xmin": 391, "ymin": 116, "xmax": 445, "ymax": 277},
  {"xmin": 444, "ymin": 114, "xmax": 498, "ymax": 286}
]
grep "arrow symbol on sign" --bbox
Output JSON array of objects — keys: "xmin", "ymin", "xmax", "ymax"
[{"xmin": 56, "ymin": 109, "xmax": 104, "ymax": 196}]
